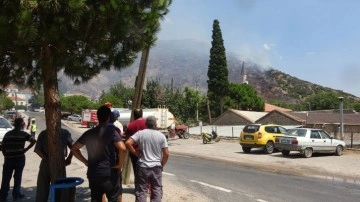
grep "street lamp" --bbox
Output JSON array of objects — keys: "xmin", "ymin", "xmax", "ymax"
[
  {"xmin": 338, "ymin": 97, "xmax": 344, "ymax": 140},
  {"xmin": 306, "ymin": 102, "xmax": 311, "ymax": 111}
]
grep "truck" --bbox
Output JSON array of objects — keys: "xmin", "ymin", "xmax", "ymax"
[
  {"xmin": 82, "ymin": 106, "xmax": 175, "ymax": 137},
  {"xmin": 117, "ymin": 106, "xmax": 175, "ymax": 137},
  {"xmin": 81, "ymin": 109, "xmax": 98, "ymax": 128}
]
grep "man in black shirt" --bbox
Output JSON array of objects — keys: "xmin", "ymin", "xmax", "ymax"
[
  {"xmin": 0, "ymin": 118, "xmax": 36, "ymax": 201},
  {"xmin": 72, "ymin": 105, "xmax": 126, "ymax": 202}
]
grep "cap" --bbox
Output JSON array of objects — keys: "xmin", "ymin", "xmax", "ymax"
[{"xmin": 113, "ymin": 110, "xmax": 120, "ymax": 117}]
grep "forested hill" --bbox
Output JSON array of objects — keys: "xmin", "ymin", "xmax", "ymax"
[{"xmin": 58, "ymin": 39, "xmax": 359, "ymax": 103}]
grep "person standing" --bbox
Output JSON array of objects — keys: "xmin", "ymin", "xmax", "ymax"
[
  {"xmin": 30, "ymin": 118, "xmax": 37, "ymax": 138},
  {"xmin": 112, "ymin": 110, "xmax": 124, "ymax": 133},
  {"xmin": 125, "ymin": 116, "xmax": 169, "ymax": 202},
  {"xmin": 0, "ymin": 118, "xmax": 36, "ymax": 201},
  {"xmin": 34, "ymin": 128, "xmax": 74, "ymax": 202},
  {"xmin": 71, "ymin": 105, "xmax": 126, "ymax": 202},
  {"xmin": 124, "ymin": 109, "xmax": 146, "ymax": 177}
]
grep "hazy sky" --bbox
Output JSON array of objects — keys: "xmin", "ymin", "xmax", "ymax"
[{"xmin": 157, "ymin": 0, "xmax": 360, "ymax": 97}]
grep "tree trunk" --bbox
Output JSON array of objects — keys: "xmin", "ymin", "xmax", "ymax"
[
  {"xmin": 123, "ymin": 47, "xmax": 150, "ymax": 184},
  {"xmin": 41, "ymin": 45, "xmax": 66, "ymax": 184}
]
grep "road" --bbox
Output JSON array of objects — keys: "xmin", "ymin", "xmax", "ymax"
[
  {"xmin": 164, "ymin": 153, "xmax": 360, "ymax": 202},
  {"xmin": 28, "ymin": 112, "xmax": 360, "ymax": 202}
]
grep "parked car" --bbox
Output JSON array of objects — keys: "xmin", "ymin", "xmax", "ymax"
[
  {"xmin": 67, "ymin": 114, "xmax": 82, "ymax": 122},
  {"xmin": 0, "ymin": 116, "xmax": 13, "ymax": 144},
  {"xmin": 239, "ymin": 124, "xmax": 288, "ymax": 154},
  {"xmin": 274, "ymin": 128, "xmax": 346, "ymax": 158},
  {"xmin": 3, "ymin": 111, "xmax": 17, "ymax": 123}
]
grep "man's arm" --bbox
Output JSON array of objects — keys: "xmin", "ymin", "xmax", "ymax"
[
  {"xmin": 113, "ymin": 141, "xmax": 126, "ymax": 171},
  {"xmin": 65, "ymin": 151, "xmax": 73, "ymax": 166},
  {"xmin": 161, "ymin": 147, "xmax": 169, "ymax": 169},
  {"xmin": 71, "ymin": 142, "xmax": 88, "ymax": 166},
  {"xmin": 125, "ymin": 138, "xmax": 141, "ymax": 157},
  {"xmin": 24, "ymin": 138, "xmax": 36, "ymax": 153}
]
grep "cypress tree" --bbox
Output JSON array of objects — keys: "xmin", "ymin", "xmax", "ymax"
[{"xmin": 207, "ymin": 19, "xmax": 229, "ymax": 119}]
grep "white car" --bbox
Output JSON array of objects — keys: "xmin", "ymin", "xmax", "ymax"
[
  {"xmin": 67, "ymin": 114, "xmax": 82, "ymax": 122},
  {"xmin": 274, "ymin": 128, "xmax": 346, "ymax": 158},
  {"xmin": 0, "ymin": 116, "xmax": 13, "ymax": 143}
]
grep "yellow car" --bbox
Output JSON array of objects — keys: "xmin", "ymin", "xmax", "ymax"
[{"xmin": 240, "ymin": 124, "xmax": 287, "ymax": 154}]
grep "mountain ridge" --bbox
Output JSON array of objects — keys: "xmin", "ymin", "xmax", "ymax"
[{"xmin": 58, "ymin": 39, "xmax": 359, "ymax": 103}]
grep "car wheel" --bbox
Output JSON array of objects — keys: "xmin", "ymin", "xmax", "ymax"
[
  {"xmin": 335, "ymin": 145, "xmax": 343, "ymax": 156},
  {"xmin": 281, "ymin": 150, "xmax": 290, "ymax": 156},
  {"xmin": 264, "ymin": 141, "xmax": 274, "ymax": 154},
  {"xmin": 242, "ymin": 146, "xmax": 251, "ymax": 153},
  {"xmin": 303, "ymin": 148, "xmax": 313, "ymax": 158}
]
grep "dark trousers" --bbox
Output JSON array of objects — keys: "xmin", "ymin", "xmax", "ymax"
[
  {"xmin": 135, "ymin": 166, "xmax": 163, "ymax": 202},
  {"xmin": 129, "ymin": 153, "xmax": 138, "ymax": 180},
  {"xmin": 0, "ymin": 156, "xmax": 26, "ymax": 200},
  {"xmin": 36, "ymin": 160, "xmax": 50, "ymax": 202},
  {"xmin": 88, "ymin": 176, "xmax": 118, "ymax": 202}
]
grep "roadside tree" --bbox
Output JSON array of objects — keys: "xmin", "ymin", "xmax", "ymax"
[
  {"xmin": 0, "ymin": 0, "xmax": 172, "ymax": 186},
  {"xmin": 60, "ymin": 95, "xmax": 93, "ymax": 114},
  {"xmin": 0, "ymin": 94, "xmax": 14, "ymax": 111}
]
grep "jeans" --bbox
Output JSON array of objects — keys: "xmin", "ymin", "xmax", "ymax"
[
  {"xmin": 135, "ymin": 166, "xmax": 162, "ymax": 202},
  {"xmin": 0, "ymin": 155, "xmax": 26, "ymax": 200}
]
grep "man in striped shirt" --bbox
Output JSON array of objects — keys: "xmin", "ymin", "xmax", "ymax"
[{"xmin": 0, "ymin": 117, "xmax": 36, "ymax": 201}]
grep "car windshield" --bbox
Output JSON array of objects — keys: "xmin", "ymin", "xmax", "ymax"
[
  {"xmin": 0, "ymin": 118, "xmax": 12, "ymax": 128},
  {"xmin": 285, "ymin": 128, "xmax": 307, "ymax": 137},
  {"xmin": 243, "ymin": 125, "xmax": 260, "ymax": 133}
]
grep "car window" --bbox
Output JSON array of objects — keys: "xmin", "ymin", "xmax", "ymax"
[
  {"xmin": 310, "ymin": 131, "xmax": 321, "ymax": 139},
  {"xmin": 319, "ymin": 131, "xmax": 331, "ymax": 139},
  {"xmin": 265, "ymin": 126, "xmax": 275, "ymax": 133},
  {"xmin": 0, "ymin": 118, "xmax": 12, "ymax": 128},
  {"xmin": 286, "ymin": 128, "xmax": 307, "ymax": 137},
  {"xmin": 243, "ymin": 125, "xmax": 260, "ymax": 133},
  {"xmin": 278, "ymin": 127, "xmax": 287, "ymax": 134}
]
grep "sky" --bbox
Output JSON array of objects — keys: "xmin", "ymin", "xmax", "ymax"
[{"xmin": 157, "ymin": 0, "xmax": 360, "ymax": 97}]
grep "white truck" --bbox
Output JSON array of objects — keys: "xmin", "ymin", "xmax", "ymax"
[{"xmin": 116, "ymin": 105, "xmax": 175, "ymax": 137}]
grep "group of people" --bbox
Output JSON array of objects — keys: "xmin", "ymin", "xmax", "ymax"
[{"xmin": 0, "ymin": 105, "xmax": 170, "ymax": 202}]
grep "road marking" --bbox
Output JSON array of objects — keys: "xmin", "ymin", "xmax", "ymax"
[
  {"xmin": 190, "ymin": 180, "xmax": 232, "ymax": 193},
  {"xmin": 256, "ymin": 199, "xmax": 268, "ymax": 202},
  {"xmin": 163, "ymin": 172, "xmax": 176, "ymax": 176}
]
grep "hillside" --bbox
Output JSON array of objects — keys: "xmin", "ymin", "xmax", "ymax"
[{"xmin": 59, "ymin": 39, "xmax": 359, "ymax": 103}]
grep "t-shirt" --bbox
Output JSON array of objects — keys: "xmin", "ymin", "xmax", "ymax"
[
  {"xmin": 34, "ymin": 128, "xmax": 73, "ymax": 158},
  {"xmin": 114, "ymin": 120, "xmax": 123, "ymax": 133},
  {"xmin": 131, "ymin": 129, "xmax": 168, "ymax": 168},
  {"xmin": 2, "ymin": 129, "xmax": 33, "ymax": 158},
  {"xmin": 77, "ymin": 125, "xmax": 122, "ymax": 178},
  {"xmin": 125, "ymin": 118, "xmax": 146, "ymax": 139}
]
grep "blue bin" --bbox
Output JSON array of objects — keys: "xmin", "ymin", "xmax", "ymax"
[{"xmin": 50, "ymin": 177, "xmax": 84, "ymax": 202}]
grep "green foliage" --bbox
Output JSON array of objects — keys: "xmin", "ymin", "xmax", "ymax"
[
  {"xmin": 60, "ymin": 95, "xmax": 94, "ymax": 114},
  {"xmin": 303, "ymin": 92, "xmax": 346, "ymax": 110},
  {"xmin": 224, "ymin": 83, "xmax": 264, "ymax": 111},
  {"xmin": 0, "ymin": 0, "xmax": 172, "ymax": 87},
  {"xmin": 98, "ymin": 93, "xmax": 123, "ymax": 108},
  {"xmin": 28, "ymin": 92, "xmax": 44, "ymax": 109},
  {"xmin": 0, "ymin": 94, "xmax": 14, "ymax": 111},
  {"xmin": 353, "ymin": 103, "xmax": 360, "ymax": 112},
  {"xmin": 207, "ymin": 19, "xmax": 229, "ymax": 116},
  {"xmin": 108, "ymin": 82, "xmax": 135, "ymax": 108}
]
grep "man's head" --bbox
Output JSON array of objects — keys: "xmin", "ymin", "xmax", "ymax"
[
  {"xmin": 145, "ymin": 116, "xmax": 157, "ymax": 129},
  {"xmin": 14, "ymin": 117, "xmax": 25, "ymax": 129},
  {"xmin": 113, "ymin": 110, "xmax": 120, "ymax": 118},
  {"xmin": 133, "ymin": 109, "xmax": 143, "ymax": 120},
  {"xmin": 97, "ymin": 105, "xmax": 111, "ymax": 124}
]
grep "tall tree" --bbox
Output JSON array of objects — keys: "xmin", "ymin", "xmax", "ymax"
[
  {"xmin": 207, "ymin": 19, "xmax": 229, "ymax": 119},
  {"xmin": 0, "ymin": 0, "xmax": 171, "ymax": 186}
]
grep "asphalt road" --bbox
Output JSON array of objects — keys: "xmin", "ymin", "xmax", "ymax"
[
  {"xmin": 26, "ymin": 112, "xmax": 360, "ymax": 202},
  {"xmin": 166, "ymin": 154, "xmax": 360, "ymax": 202}
]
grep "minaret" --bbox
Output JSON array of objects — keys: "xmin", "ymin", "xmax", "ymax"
[{"xmin": 240, "ymin": 62, "xmax": 248, "ymax": 84}]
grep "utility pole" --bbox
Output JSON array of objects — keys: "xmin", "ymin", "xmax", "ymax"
[
  {"xmin": 123, "ymin": 47, "xmax": 150, "ymax": 184},
  {"xmin": 206, "ymin": 97, "xmax": 212, "ymax": 123},
  {"xmin": 196, "ymin": 81, "xmax": 199, "ymax": 122}
]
